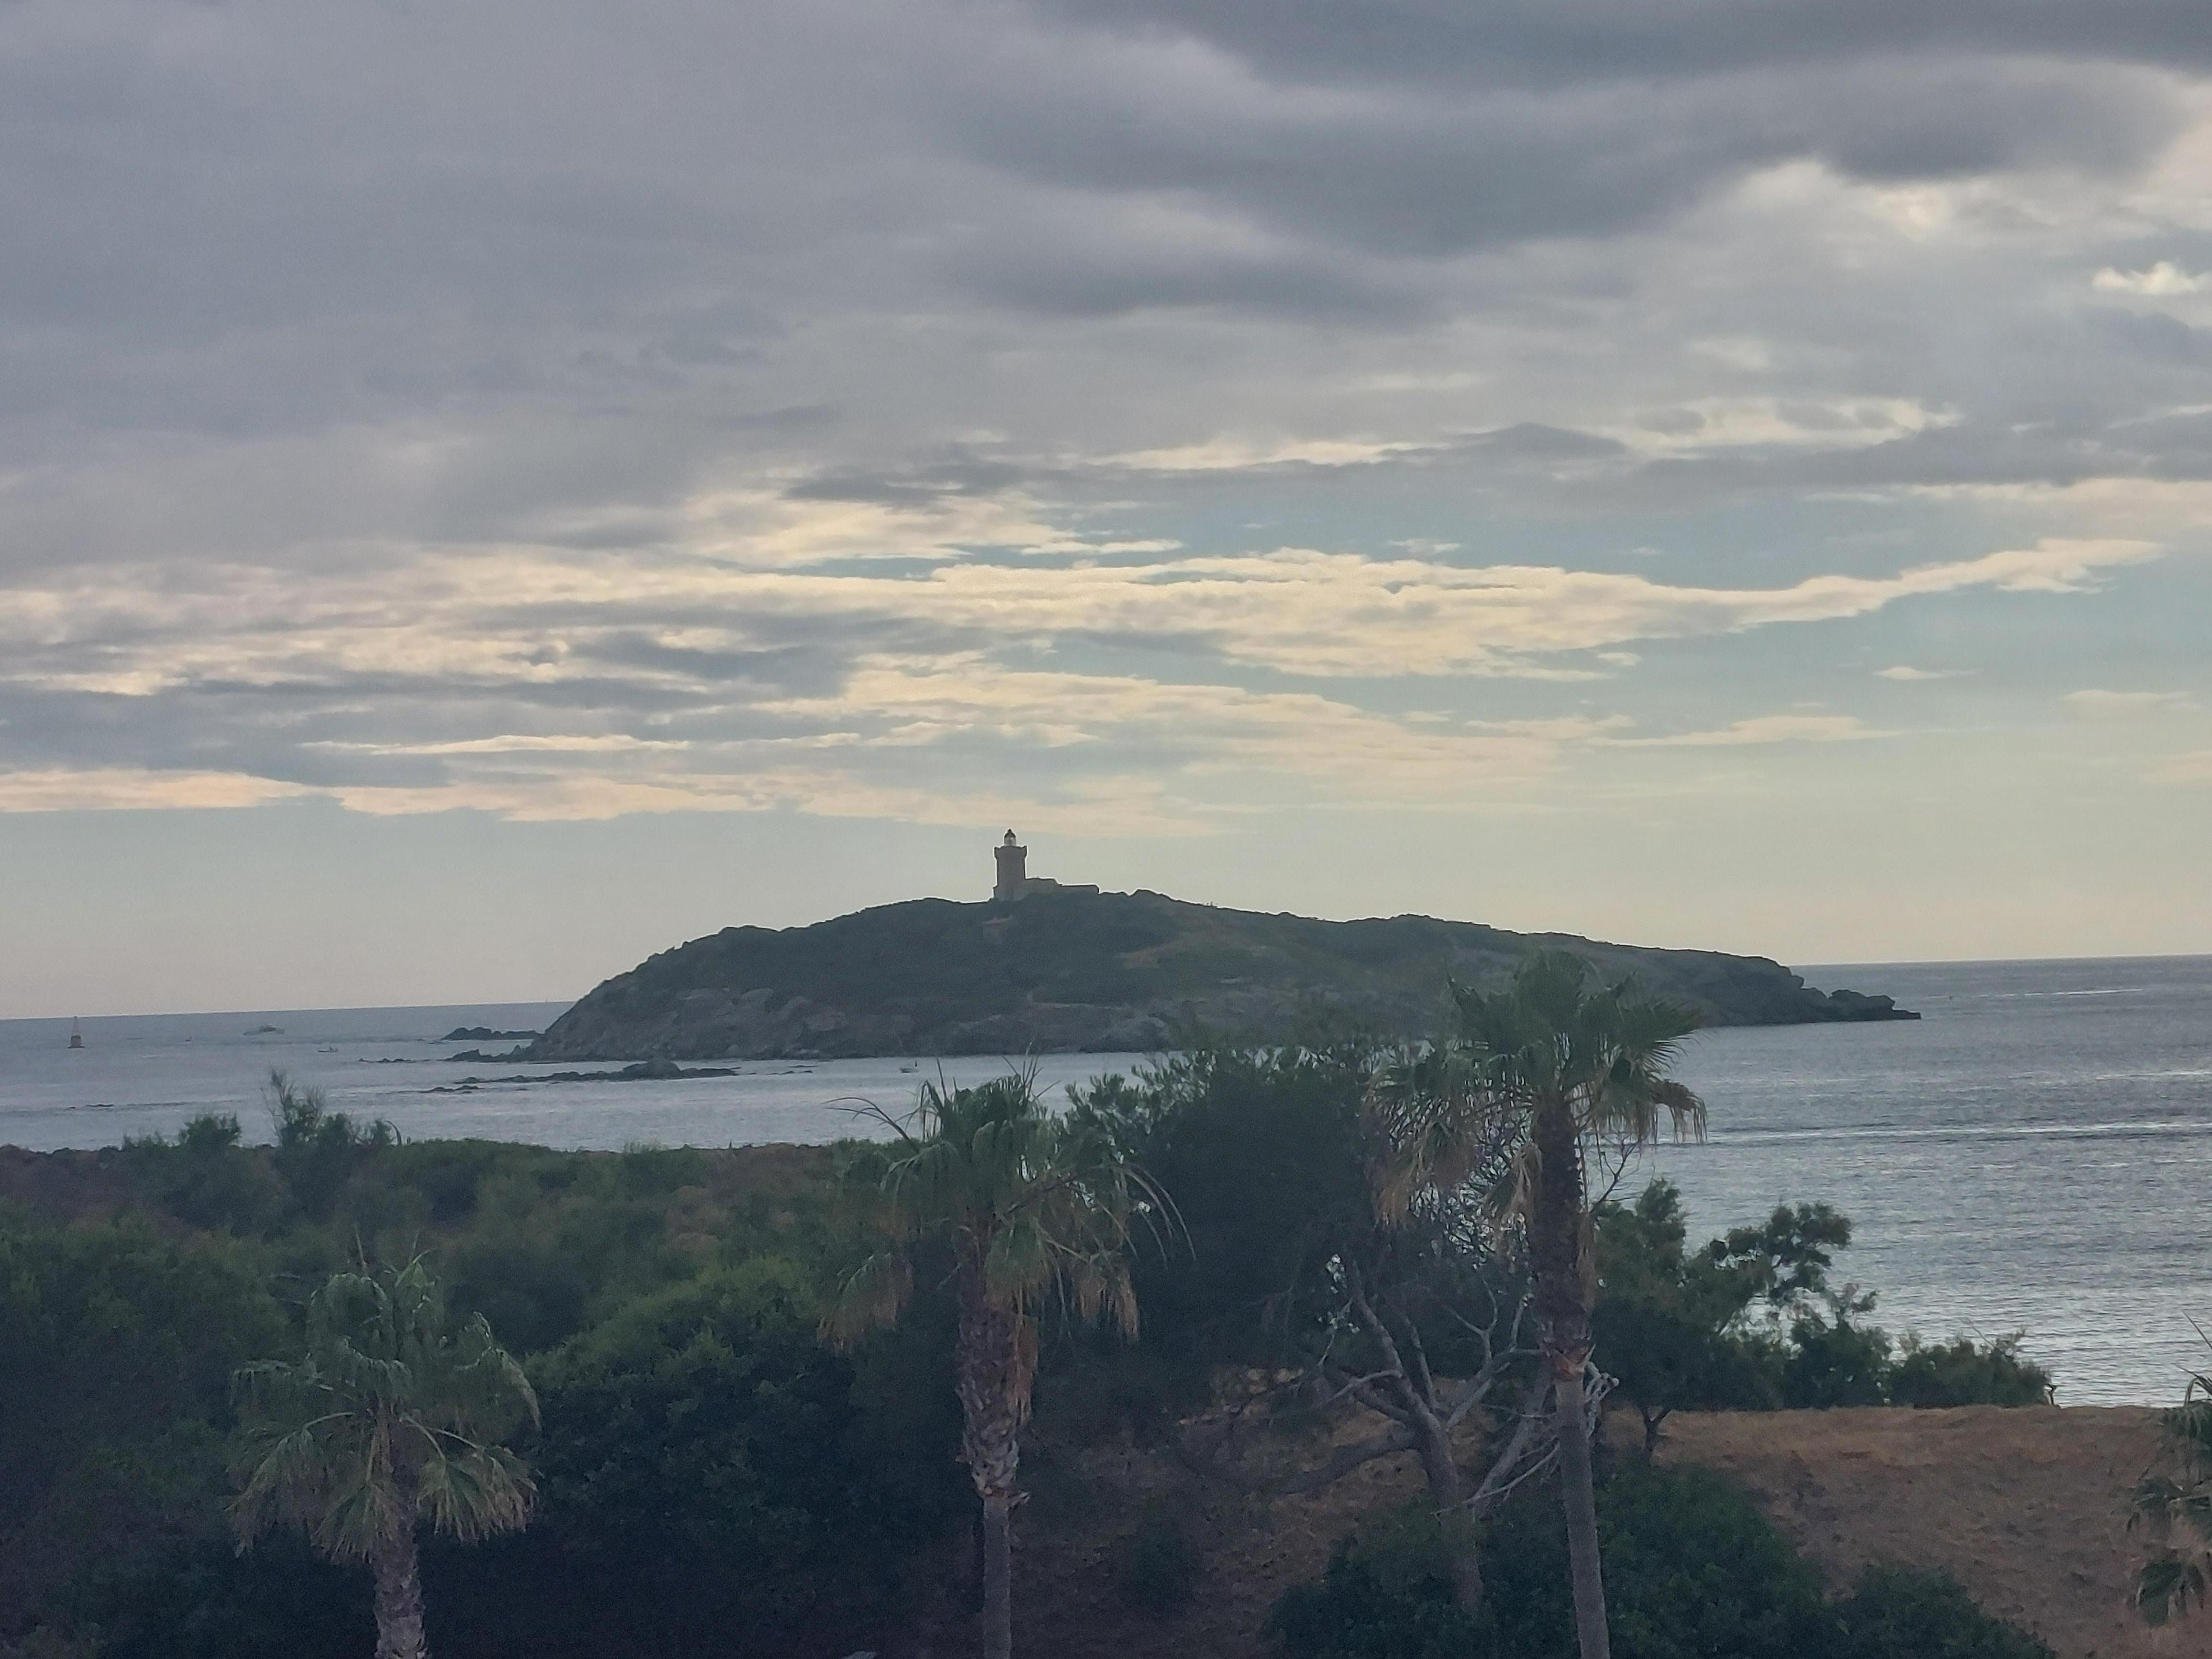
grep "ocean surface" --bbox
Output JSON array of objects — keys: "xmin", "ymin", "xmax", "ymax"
[{"xmin": 3, "ymin": 954, "xmax": 2208, "ymax": 1405}]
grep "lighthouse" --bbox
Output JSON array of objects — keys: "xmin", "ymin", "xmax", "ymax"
[{"xmin": 993, "ymin": 830, "xmax": 1028, "ymax": 902}]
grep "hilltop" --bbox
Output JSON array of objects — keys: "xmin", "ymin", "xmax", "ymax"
[{"xmin": 525, "ymin": 887, "xmax": 1914, "ymax": 1062}]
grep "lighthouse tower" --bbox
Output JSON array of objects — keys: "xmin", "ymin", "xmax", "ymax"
[{"xmin": 993, "ymin": 830, "xmax": 1028, "ymax": 901}]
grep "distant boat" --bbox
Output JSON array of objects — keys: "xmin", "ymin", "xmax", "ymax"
[{"xmin": 67, "ymin": 1018, "xmax": 84, "ymax": 1050}]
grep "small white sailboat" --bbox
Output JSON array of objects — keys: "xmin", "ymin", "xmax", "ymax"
[{"xmin": 67, "ymin": 1018, "xmax": 85, "ymax": 1050}]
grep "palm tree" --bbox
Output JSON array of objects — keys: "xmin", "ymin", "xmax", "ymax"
[
  {"xmin": 825, "ymin": 1073, "xmax": 1156, "ymax": 1659},
  {"xmin": 232, "ymin": 1259, "xmax": 538, "ymax": 1659},
  {"xmin": 1373, "ymin": 951, "xmax": 1703, "ymax": 1659},
  {"xmin": 2132, "ymin": 1367, "xmax": 2212, "ymax": 1624}
]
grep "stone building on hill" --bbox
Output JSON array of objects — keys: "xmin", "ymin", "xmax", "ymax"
[
  {"xmin": 991, "ymin": 830, "xmax": 1098, "ymax": 902},
  {"xmin": 993, "ymin": 830, "xmax": 1027, "ymax": 901}
]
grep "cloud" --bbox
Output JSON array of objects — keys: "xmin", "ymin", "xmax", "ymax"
[
  {"xmin": 1876, "ymin": 665, "xmax": 1971, "ymax": 680},
  {"xmin": 1, "ymin": 0, "xmax": 2210, "ymax": 855},
  {"xmin": 0, "ymin": 768, "xmax": 312, "ymax": 812},
  {"xmin": 1024, "ymin": 0, "xmax": 2212, "ymax": 90},
  {"xmin": 2157, "ymin": 750, "xmax": 2212, "ymax": 783},
  {"xmin": 0, "ymin": 514, "xmax": 2143, "ymax": 820},
  {"xmin": 1609, "ymin": 714, "xmax": 1885, "ymax": 747},
  {"xmin": 2064, "ymin": 688, "xmax": 2200, "ymax": 715},
  {"xmin": 305, "ymin": 734, "xmax": 692, "ymax": 756},
  {"xmin": 950, "ymin": 20, "xmax": 2179, "ymax": 265},
  {"xmin": 2093, "ymin": 262, "xmax": 2205, "ymax": 296}
]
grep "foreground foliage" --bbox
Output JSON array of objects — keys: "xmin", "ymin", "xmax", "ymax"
[
  {"xmin": 0, "ymin": 1036, "xmax": 2066, "ymax": 1659},
  {"xmin": 232, "ymin": 1261, "xmax": 538, "ymax": 1659},
  {"xmin": 1272, "ymin": 1466, "xmax": 2055, "ymax": 1659},
  {"xmin": 825, "ymin": 1072, "xmax": 1156, "ymax": 1659},
  {"xmin": 2132, "ymin": 1367, "xmax": 2212, "ymax": 1624},
  {"xmin": 1372, "ymin": 951, "xmax": 1705, "ymax": 1659},
  {"xmin": 1592, "ymin": 1180, "xmax": 2053, "ymax": 1454}
]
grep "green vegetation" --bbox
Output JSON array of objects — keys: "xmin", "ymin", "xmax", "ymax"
[
  {"xmin": 1592, "ymin": 1180, "xmax": 2053, "ymax": 1456},
  {"xmin": 824, "ymin": 1073, "xmax": 1155, "ymax": 1659},
  {"xmin": 2132, "ymin": 1367, "xmax": 2212, "ymax": 1624},
  {"xmin": 232, "ymin": 1261, "xmax": 537, "ymax": 1659},
  {"xmin": 1270, "ymin": 1467, "xmax": 2055, "ymax": 1659},
  {"xmin": 0, "ymin": 1048, "xmax": 2057, "ymax": 1658},
  {"xmin": 1372, "ymin": 951, "xmax": 1706, "ymax": 1659}
]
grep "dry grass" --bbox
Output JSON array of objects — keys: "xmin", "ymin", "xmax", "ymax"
[{"xmin": 1649, "ymin": 1406, "xmax": 2207, "ymax": 1659}]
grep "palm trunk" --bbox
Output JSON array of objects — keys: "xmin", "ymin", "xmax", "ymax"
[
  {"xmin": 956, "ymin": 1266, "xmax": 1028, "ymax": 1659},
  {"xmin": 980, "ymin": 1490, "xmax": 1013, "ymax": 1659},
  {"xmin": 370, "ymin": 1528, "xmax": 428, "ymax": 1659},
  {"xmin": 1530, "ymin": 1094, "xmax": 1609, "ymax": 1659},
  {"xmin": 1553, "ymin": 1362, "xmax": 1610, "ymax": 1659}
]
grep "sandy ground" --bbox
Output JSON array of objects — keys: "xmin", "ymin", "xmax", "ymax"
[{"xmin": 989, "ymin": 1405, "xmax": 2208, "ymax": 1659}]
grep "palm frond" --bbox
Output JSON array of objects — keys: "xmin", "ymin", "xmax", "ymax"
[
  {"xmin": 822, "ymin": 1248, "xmax": 915, "ymax": 1348},
  {"xmin": 232, "ymin": 1259, "xmax": 537, "ymax": 1563}
]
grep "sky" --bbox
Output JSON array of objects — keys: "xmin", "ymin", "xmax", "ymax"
[{"xmin": 4, "ymin": 0, "xmax": 2211, "ymax": 1017}]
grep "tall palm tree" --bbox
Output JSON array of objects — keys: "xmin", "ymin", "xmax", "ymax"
[
  {"xmin": 1374, "ymin": 951, "xmax": 1703, "ymax": 1659},
  {"xmin": 826, "ymin": 1073, "xmax": 1155, "ymax": 1659},
  {"xmin": 232, "ymin": 1259, "xmax": 538, "ymax": 1659}
]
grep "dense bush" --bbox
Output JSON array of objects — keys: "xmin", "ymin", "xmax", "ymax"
[
  {"xmin": 91, "ymin": 1535, "xmax": 365, "ymax": 1659},
  {"xmin": 1272, "ymin": 1468, "xmax": 2048, "ymax": 1659},
  {"xmin": 1484, "ymin": 1467, "xmax": 1832, "ymax": 1659},
  {"xmin": 1593, "ymin": 1180, "xmax": 2058, "ymax": 1441},
  {"xmin": 0, "ymin": 1134, "xmax": 964, "ymax": 1658},
  {"xmin": 1269, "ymin": 1507, "xmax": 1491, "ymax": 1659},
  {"xmin": 0, "ymin": 1208, "xmax": 286, "ymax": 1651},
  {"xmin": 1890, "ymin": 1335, "xmax": 2054, "ymax": 1408},
  {"xmin": 418, "ymin": 1259, "xmax": 964, "ymax": 1658},
  {"xmin": 1831, "ymin": 1566, "xmax": 2054, "ymax": 1659}
]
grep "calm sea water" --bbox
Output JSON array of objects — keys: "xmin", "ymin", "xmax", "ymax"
[
  {"xmin": 3, "ymin": 955, "xmax": 2208, "ymax": 1405},
  {"xmin": 0, "ymin": 1003, "xmax": 1145, "ymax": 1152},
  {"xmin": 1637, "ymin": 955, "xmax": 2212, "ymax": 1408}
]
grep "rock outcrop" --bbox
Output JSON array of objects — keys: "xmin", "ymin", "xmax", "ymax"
[{"xmin": 527, "ymin": 888, "xmax": 1916, "ymax": 1062}]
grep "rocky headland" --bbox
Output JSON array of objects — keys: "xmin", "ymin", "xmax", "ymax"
[{"xmin": 526, "ymin": 888, "xmax": 1917, "ymax": 1062}]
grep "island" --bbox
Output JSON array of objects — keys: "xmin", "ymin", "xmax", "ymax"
[{"xmin": 527, "ymin": 843, "xmax": 1915, "ymax": 1062}]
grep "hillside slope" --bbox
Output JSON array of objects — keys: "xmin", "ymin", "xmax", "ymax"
[
  {"xmin": 984, "ymin": 1406, "xmax": 2173, "ymax": 1659},
  {"xmin": 529, "ymin": 887, "xmax": 1913, "ymax": 1061}
]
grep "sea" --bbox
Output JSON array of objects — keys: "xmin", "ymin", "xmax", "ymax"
[{"xmin": 2, "ymin": 954, "xmax": 2208, "ymax": 1406}]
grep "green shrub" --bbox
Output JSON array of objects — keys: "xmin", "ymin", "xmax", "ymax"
[
  {"xmin": 1276, "ymin": 1470, "xmax": 2040, "ymax": 1659},
  {"xmin": 0, "ymin": 1211, "xmax": 288, "ymax": 1650},
  {"xmin": 266, "ymin": 1070, "xmax": 396, "ymax": 1218},
  {"xmin": 1779, "ymin": 1301, "xmax": 1893, "ymax": 1408},
  {"xmin": 1113, "ymin": 1501, "xmax": 1204, "ymax": 1615},
  {"xmin": 1482, "ymin": 1466, "xmax": 1830, "ymax": 1659},
  {"xmin": 419, "ymin": 1257, "xmax": 964, "ymax": 1659},
  {"xmin": 1889, "ymin": 1336, "xmax": 2054, "ymax": 1408},
  {"xmin": 1832, "ymin": 1566, "xmax": 2054, "ymax": 1659},
  {"xmin": 89, "ymin": 1534, "xmax": 365, "ymax": 1659},
  {"xmin": 125, "ymin": 1113, "xmax": 288, "ymax": 1236},
  {"xmin": 1268, "ymin": 1506, "xmax": 1492, "ymax": 1659}
]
